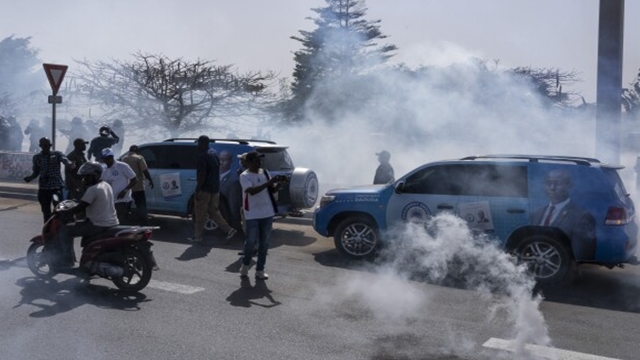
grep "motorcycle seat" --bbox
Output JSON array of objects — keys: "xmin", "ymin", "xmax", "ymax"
[{"xmin": 81, "ymin": 226, "xmax": 140, "ymax": 247}]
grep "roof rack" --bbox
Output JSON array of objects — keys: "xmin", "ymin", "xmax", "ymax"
[
  {"xmin": 163, "ymin": 138, "xmax": 277, "ymax": 145},
  {"xmin": 459, "ymin": 154, "xmax": 601, "ymax": 166}
]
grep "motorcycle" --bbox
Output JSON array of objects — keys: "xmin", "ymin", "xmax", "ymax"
[{"xmin": 26, "ymin": 199, "xmax": 159, "ymax": 292}]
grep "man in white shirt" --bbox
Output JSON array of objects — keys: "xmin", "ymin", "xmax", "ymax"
[
  {"xmin": 238, "ymin": 151, "xmax": 287, "ymax": 280},
  {"xmin": 101, "ymin": 148, "xmax": 137, "ymax": 224},
  {"xmin": 57, "ymin": 161, "xmax": 119, "ymax": 267}
]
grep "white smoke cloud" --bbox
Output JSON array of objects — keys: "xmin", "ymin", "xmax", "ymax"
[{"xmin": 312, "ymin": 213, "xmax": 552, "ymax": 359}]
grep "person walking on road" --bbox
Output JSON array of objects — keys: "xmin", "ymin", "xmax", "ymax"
[
  {"xmin": 238, "ymin": 151, "xmax": 288, "ymax": 280},
  {"xmin": 121, "ymin": 145, "xmax": 154, "ymax": 225},
  {"xmin": 188, "ymin": 135, "xmax": 237, "ymax": 243},
  {"xmin": 23, "ymin": 137, "xmax": 75, "ymax": 222},
  {"xmin": 101, "ymin": 148, "xmax": 137, "ymax": 224}
]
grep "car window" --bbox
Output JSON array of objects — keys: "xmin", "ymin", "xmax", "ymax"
[
  {"xmin": 139, "ymin": 145, "xmax": 197, "ymax": 169},
  {"xmin": 403, "ymin": 166, "xmax": 461, "ymax": 195},
  {"xmin": 403, "ymin": 164, "xmax": 528, "ymax": 197},
  {"xmin": 161, "ymin": 146, "xmax": 197, "ymax": 169},
  {"xmin": 602, "ymin": 168, "xmax": 628, "ymax": 202},
  {"xmin": 138, "ymin": 146, "xmax": 162, "ymax": 169},
  {"xmin": 259, "ymin": 149, "xmax": 294, "ymax": 171}
]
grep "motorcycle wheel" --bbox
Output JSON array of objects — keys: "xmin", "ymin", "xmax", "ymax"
[
  {"xmin": 112, "ymin": 248, "xmax": 152, "ymax": 292},
  {"xmin": 26, "ymin": 242, "xmax": 57, "ymax": 278}
]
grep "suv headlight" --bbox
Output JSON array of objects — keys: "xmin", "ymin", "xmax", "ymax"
[{"xmin": 319, "ymin": 195, "xmax": 336, "ymax": 207}]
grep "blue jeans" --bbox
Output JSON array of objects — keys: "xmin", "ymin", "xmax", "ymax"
[{"xmin": 242, "ymin": 217, "xmax": 273, "ymax": 271}]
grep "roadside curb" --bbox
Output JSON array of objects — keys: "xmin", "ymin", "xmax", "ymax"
[{"xmin": 0, "ymin": 181, "xmax": 38, "ymax": 202}]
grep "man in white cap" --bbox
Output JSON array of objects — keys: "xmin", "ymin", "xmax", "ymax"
[
  {"xmin": 373, "ymin": 150, "xmax": 394, "ymax": 184},
  {"xmin": 101, "ymin": 147, "xmax": 137, "ymax": 224}
]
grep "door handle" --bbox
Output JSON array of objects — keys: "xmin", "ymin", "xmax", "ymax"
[
  {"xmin": 507, "ymin": 209, "xmax": 525, "ymax": 214},
  {"xmin": 437, "ymin": 204, "xmax": 454, "ymax": 210}
]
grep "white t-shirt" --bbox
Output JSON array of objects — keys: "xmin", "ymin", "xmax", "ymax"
[
  {"xmin": 239, "ymin": 169, "xmax": 276, "ymax": 220},
  {"xmin": 101, "ymin": 161, "xmax": 136, "ymax": 203},
  {"xmin": 81, "ymin": 181, "xmax": 119, "ymax": 227}
]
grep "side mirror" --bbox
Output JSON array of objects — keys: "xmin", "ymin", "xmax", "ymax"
[{"xmin": 395, "ymin": 181, "xmax": 405, "ymax": 194}]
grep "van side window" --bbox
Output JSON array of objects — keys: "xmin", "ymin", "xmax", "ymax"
[
  {"xmin": 458, "ymin": 164, "xmax": 528, "ymax": 197},
  {"xmin": 157, "ymin": 146, "xmax": 197, "ymax": 169},
  {"xmin": 403, "ymin": 166, "xmax": 462, "ymax": 195},
  {"xmin": 139, "ymin": 146, "xmax": 162, "ymax": 169},
  {"xmin": 403, "ymin": 164, "xmax": 527, "ymax": 197}
]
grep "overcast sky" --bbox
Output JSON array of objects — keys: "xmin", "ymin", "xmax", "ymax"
[{"xmin": 1, "ymin": 0, "xmax": 638, "ymax": 103}]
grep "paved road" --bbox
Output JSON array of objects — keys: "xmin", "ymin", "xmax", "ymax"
[{"xmin": 1, "ymin": 197, "xmax": 639, "ymax": 359}]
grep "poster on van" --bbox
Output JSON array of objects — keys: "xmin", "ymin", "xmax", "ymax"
[
  {"xmin": 459, "ymin": 201, "xmax": 495, "ymax": 232},
  {"xmin": 160, "ymin": 172, "xmax": 182, "ymax": 199}
]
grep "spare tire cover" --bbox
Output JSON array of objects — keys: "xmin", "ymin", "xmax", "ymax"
[{"xmin": 289, "ymin": 168, "xmax": 319, "ymax": 209}]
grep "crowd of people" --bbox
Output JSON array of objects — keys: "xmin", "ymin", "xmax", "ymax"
[
  {"xmin": 0, "ymin": 115, "xmax": 127, "ymax": 156},
  {"xmin": 12, "ymin": 117, "xmax": 393, "ymax": 281},
  {"xmin": 0, "ymin": 115, "xmax": 25, "ymax": 151},
  {"xmin": 20, "ymin": 115, "xmax": 146, "ymax": 270},
  {"xmin": 18, "ymin": 127, "xmax": 295, "ymax": 280}
]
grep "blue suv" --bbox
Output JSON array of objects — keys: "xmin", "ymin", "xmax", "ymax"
[
  {"xmin": 313, "ymin": 155, "xmax": 638, "ymax": 283},
  {"xmin": 134, "ymin": 138, "xmax": 318, "ymax": 232}
]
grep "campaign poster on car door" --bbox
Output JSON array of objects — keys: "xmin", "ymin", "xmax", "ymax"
[
  {"xmin": 160, "ymin": 172, "xmax": 182, "ymax": 199},
  {"xmin": 458, "ymin": 201, "xmax": 495, "ymax": 232}
]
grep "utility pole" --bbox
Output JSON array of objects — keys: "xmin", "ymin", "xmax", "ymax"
[{"xmin": 595, "ymin": 0, "xmax": 624, "ymax": 164}]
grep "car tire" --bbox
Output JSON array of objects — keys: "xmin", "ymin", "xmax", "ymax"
[
  {"xmin": 289, "ymin": 168, "xmax": 319, "ymax": 209},
  {"xmin": 513, "ymin": 234, "xmax": 573, "ymax": 284},
  {"xmin": 334, "ymin": 216, "xmax": 380, "ymax": 259}
]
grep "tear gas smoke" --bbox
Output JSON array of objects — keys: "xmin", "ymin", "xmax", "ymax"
[{"xmin": 313, "ymin": 213, "xmax": 552, "ymax": 360}]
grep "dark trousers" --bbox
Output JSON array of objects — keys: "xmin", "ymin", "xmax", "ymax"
[
  {"xmin": 131, "ymin": 191, "xmax": 148, "ymax": 226},
  {"xmin": 38, "ymin": 188, "xmax": 62, "ymax": 222},
  {"xmin": 115, "ymin": 202, "xmax": 131, "ymax": 225}
]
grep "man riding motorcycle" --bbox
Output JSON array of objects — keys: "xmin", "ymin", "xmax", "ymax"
[{"xmin": 57, "ymin": 161, "xmax": 119, "ymax": 266}]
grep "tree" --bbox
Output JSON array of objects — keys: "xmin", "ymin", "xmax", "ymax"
[
  {"xmin": 509, "ymin": 66, "xmax": 583, "ymax": 108},
  {"xmin": 72, "ymin": 53, "xmax": 276, "ymax": 137},
  {"xmin": 622, "ymin": 68, "xmax": 640, "ymax": 120},
  {"xmin": 287, "ymin": 0, "xmax": 397, "ymax": 123},
  {"xmin": 0, "ymin": 35, "xmax": 41, "ymax": 116}
]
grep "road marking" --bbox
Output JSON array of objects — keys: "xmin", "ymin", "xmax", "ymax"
[
  {"xmin": 147, "ymin": 279, "xmax": 205, "ymax": 294},
  {"xmin": 482, "ymin": 337, "xmax": 620, "ymax": 360}
]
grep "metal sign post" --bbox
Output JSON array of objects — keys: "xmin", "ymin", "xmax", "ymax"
[{"xmin": 42, "ymin": 63, "xmax": 68, "ymax": 151}]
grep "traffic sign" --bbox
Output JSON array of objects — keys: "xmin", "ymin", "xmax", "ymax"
[{"xmin": 43, "ymin": 63, "xmax": 68, "ymax": 95}]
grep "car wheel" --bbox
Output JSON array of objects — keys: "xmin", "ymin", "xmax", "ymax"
[
  {"xmin": 334, "ymin": 216, "xmax": 380, "ymax": 258},
  {"xmin": 289, "ymin": 168, "xmax": 319, "ymax": 209},
  {"xmin": 513, "ymin": 235, "xmax": 573, "ymax": 284}
]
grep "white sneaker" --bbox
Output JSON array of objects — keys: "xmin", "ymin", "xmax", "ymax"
[
  {"xmin": 255, "ymin": 270, "xmax": 269, "ymax": 280},
  {"xmin": 187, "ymin": 236, "xmax": 203, "ymax": 243},
  {"xmin": 239, "ymin": 264, "xmax": 249, "ymax": 277}
]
